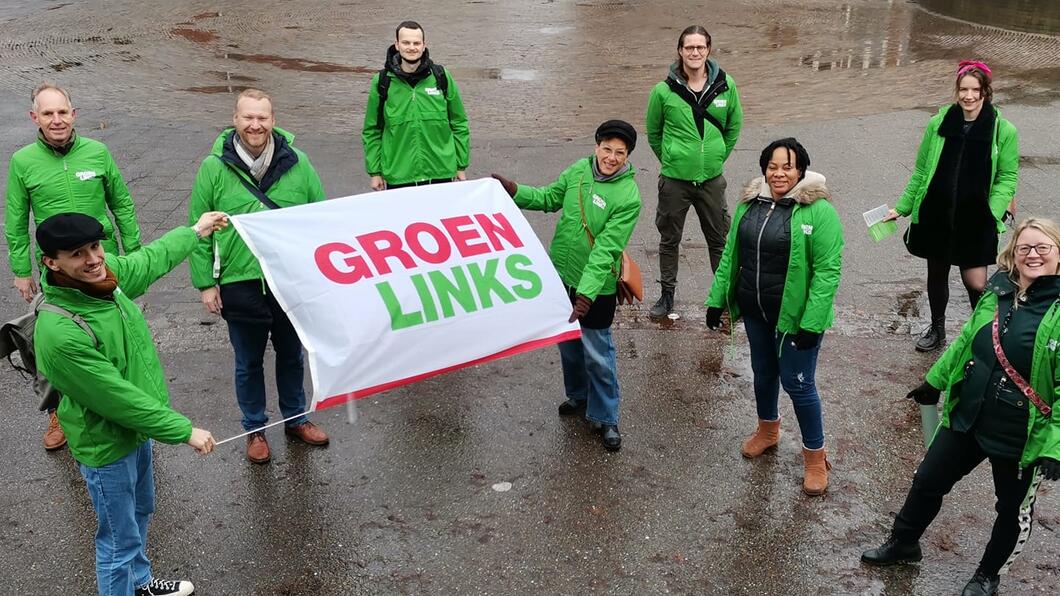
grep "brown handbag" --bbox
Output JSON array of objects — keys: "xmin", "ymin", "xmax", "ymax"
[{"xmin": 577, "ymin": 175, "xmax": 643, "ymax": 305}]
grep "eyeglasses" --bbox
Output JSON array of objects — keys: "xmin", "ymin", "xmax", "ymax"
[
  {"xmin": 681, "ymin": 45, "xmax": 709, "ymax": 54},
  {"xmin": 1015, "ymin": 243, "xmax": 1056, "ymax": 256}
]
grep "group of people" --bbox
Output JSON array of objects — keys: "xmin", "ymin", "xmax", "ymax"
[{"xmin": 2, "ymin": 17, "xmax": 1058, "ymax": 596}]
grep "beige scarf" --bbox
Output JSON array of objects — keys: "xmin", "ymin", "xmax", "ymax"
[{"xmin": 234, "ymin": 133, "xmax": 275, "ymax": 183}]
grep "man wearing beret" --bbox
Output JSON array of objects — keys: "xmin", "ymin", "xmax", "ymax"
[
  {"xmin": 5, "ymin": 83, "xmax": 144, "ymax": 451},
  {"xmin": 34, "ymin": 210, "xmax": 227, "ymax": 596},
  {"xmin": 492, "ymin": 120, "xmax": 642, "ymax": 451}
]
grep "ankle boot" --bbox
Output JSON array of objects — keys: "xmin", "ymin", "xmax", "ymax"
[
  {"xmin": 915, "ymin": 317, "xmax": 945, "ymax": 352},
  {"xmin": 740, "ymin": 418, "xmax": 781, "ymax": 458},
  {"xmin": 649, "ymin": 288, "xmax": 674, "ymax": 318},
  {"xmin": 802, "ymin": 446, "xmax": 832, "ymax": 496}
]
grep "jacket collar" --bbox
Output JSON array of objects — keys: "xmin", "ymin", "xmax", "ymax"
[
  {"xmin": 741, "ymin": 171, "xmax": 830, "ymax": 205},
  {"xmin": 215, "ymin": 128, "xmax": 299, "ymax": 192}
]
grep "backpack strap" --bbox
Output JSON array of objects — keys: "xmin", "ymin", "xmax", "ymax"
[
  {"xmin": 36, "ymin": 302, "xmax": 100, "ymax": 348},
  {"xmin": 376, "ymin": 68, "xmax": 392, "ymax": 132},
  {"xmin": 430, "ymin": 63, "xmax": 449, "ymax": 98}
]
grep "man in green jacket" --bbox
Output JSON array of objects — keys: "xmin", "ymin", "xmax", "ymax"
[
  {"xmin": 5, "ymin": 83, "xmax": 144, "ymax": 451},
  {"xmin": 188, "ymin": 88, "xmax": 329, "ymax": 464},
  {"xmin": 35, "ymin": 210, "xmax": 227, "ymax": 596},
  {"xmin": 646, "ymin": 25, "xmax": 743, "ymax": 318},
  {"xmin": 361, "ymin": 20, "xmax": 471, "ymax": 190},
  {"xmin": 492, "ymin": 120, "xmax": 642, "ymax": 452}
]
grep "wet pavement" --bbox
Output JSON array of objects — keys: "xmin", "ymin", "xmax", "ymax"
[{"xmin": 1, "ymin": 1, "xmax": 1060, "ymax": 594}]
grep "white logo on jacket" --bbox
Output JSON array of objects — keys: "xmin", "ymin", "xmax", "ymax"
[
  {"xmin": 425, "ymin": 87, "xmax": 442, "ymax": 96},
  {"xmin": 592, "ymin": 194, "xmax": 606, "ymax": 209},
  {"xmin": 75, "ymin": 170, "xmax": 97, "ymax": 181},
  {"xmin": 1049, "ymin": 339, "xmax": 1059, "ymax": 352},
  {"xmin": 801, "ymin": 224, "xmax": 814, "ymax": 235},
  {"xmin": 713, "ymin": 98, "xmax": 727, "ymax": 108}
]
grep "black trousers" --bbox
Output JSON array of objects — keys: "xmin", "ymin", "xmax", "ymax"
[{"xmin": 892, "ymin": 427, "xmax": 1043, "ymax": 576}]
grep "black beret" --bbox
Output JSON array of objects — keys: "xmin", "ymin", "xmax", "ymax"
[
  {"xmin": 36, "ymin": 213, "xmax": 106, "ymax": 255},
  {"xmin": 594, "ymin": 119, "xmax": 637, "ymax": 153}
]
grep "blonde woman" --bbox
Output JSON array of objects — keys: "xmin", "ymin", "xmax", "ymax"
[{"xmin": 862, "ymin": 218, "xmax": 1060, "ymax": 596}]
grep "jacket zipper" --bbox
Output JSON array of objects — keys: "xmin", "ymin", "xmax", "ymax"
[{"xmin": 755, "ymin": 201, "xmax": 775, "ymax": 322}]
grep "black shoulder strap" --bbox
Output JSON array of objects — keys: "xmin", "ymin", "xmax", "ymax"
[
  {"xmin": 213, "ymin": 155, "xmax": 281, "ymax": 210},
  {"xmin": 376, "ymin": 69, "xmax": 391, "ymax": 132},
  {"xmin": 430, "ymin": 63, "xmax": 449, "ymax": 98},
  {"xmin": 665, "ymin": 69, "xmax": 729, "ymax": 136}
]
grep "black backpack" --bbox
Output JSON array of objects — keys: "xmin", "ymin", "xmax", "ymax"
[{"xmin": 375, "ymin": 62, "xmax": 450, "ymax": 131}]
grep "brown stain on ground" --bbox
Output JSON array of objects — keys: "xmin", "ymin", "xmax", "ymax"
[
  {"xmin": 227, "ymin": 53, "xmax": 373, "ymax": 73},
  {"xmin": 205, "ymin": 70, "xmax": 259, "ymax": 82},
  {"xmin": 192, "ymin": 11, "xmax": 220, "ymax": 20},
  {"xmin": 171, "ymin": 27, "xmax": 218, "ymax": 44}
]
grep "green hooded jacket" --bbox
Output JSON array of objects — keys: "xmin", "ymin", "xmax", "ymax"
[
  {"xmin": 645, "ymin": 59, "xmax": 743, "ymax": 183},
  {"xmin": 5, "ymin": 134, "xmax": 142, "ymax": 277},
  {"xmin": 361, "ymin": 47, "xmax": 471, "ymax": 185},
  {"xmin": 513, "ymin": 157, "xmax": 642, "ymax": 300},
  {"xmin": 35, "ymin": 227, "xmax": 198, "ymax": 468},
  {"xmin": 187, "ymin": 128, "xmax": 326, "ymax": 290},
  {"xmin": 896, "ymin": 104, "xmax": 1019, "ymax": 233},
  {"xmin": 926, "ymin": 277, "xmax": 1060, "ymax": 468},
  {"xmin": 706, "ymin": 173, "xmax": 844, "ymax": 335}
]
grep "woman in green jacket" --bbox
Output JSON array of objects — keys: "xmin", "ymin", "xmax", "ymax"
[
  {"xmin": 862, "ymin": 218, "xmax": 1060, "ymax": 596},
  {"xmin": 705, "ymin": 138, "xmax": 843, "ymax": 496},
  {"xmin": 885, "ymin": 61, "xmax": 1020, "ymax": 352}
]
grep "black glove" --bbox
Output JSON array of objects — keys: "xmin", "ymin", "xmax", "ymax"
[
  {"xmin": 1037, "ymin": 457, "xmax": 1060, "ymax": 481},
  {"xmin": 491, "ymin": 173, "xmax": 518, "ymax": 198},
  {"xmin": 705, "ymin": 307, "xmax": 724, "ymax": 330},
  {"xmin": 790, "ymin": 329, "xmax": 821, "ymax": 350},
  {"xmin": 569, "ymin": 294, "xmax": 592, "ymax": 323},
  {"xmin": 906, "ymin": 381, "xmax": 941, "ymax": 405}
]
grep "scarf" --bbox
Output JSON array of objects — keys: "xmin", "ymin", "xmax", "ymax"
[
  {"xmin": 48, "ymin": 266, "xmax": 118, "ymax": 299},
  {"xmin": 591, "ymin": 157, "xmax": 631, "ymax": 182},
  {"xmin": 233, "ymin": 132, "xmax": 275, "ymax": 183}
]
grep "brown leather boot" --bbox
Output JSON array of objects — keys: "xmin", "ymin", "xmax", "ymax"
[
  {"xmin": 740, "ymin": 418, "xmax": 781, "ymax": 458},
  {"xmin": 43, "ymin": 411, "xmax": 67, "ymax": 451},
  {"xmin": 802, "ymin": 447, "xmax": 832, "ymax": 496},
  {"xmin": 285, "ymin": 421, "xmax": 329, "ymax": 446},
  {"xmin": 246, "ymin": 432, "xmax": 271, "ymax": 464}
]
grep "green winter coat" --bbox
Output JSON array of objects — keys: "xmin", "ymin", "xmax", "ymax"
[
  {"xmin": 926, "ymin": 279, "xmax": 1060, "ymax": 468},
  {"xmin": 645, "ymin": 59, "xmax": 743, "ymax": 183},
  {"xmin": 896, "ymin": 104, "xmax": 1019, "ymax": 233},
  {"xmin": 706, "ymin": 173, "xmax": 844, "ymax": 335},
  {"xmin": 361, "ymin": 58, "xmax": 471, "ymax": 185},
  {"xmin": 35, "ymin": 227, "xmax": 198, "ymax": 468},
  {"xmin": 5, "ymin": 134, "xmax": 142, "ymax": 277},
  {"xmin": 187, "ymin": 128, "xmax": 326, "ymax": 290},
  {"xmin": 513, "ymin": 158, "xmax": 641, "ymax": 300}
]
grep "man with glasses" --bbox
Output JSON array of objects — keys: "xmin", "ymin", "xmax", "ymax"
[{"xmin": 646, "ymin": 25, "xmax": 743, "ymax": 318}]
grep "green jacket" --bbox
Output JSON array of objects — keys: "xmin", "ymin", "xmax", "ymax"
[
  {"xmin": 926, "ymin": 279, "xmax": 1060, "ymax": 468},
  {"xmin": 645, "ymin": 59, "xmax": 743, "ymax": 183},
  {"xmin": 187, "ymin": 128, "xmax": 326, "ymax": 290},
  {"xmin": 896, "ymin": 104, "xmax": 1019, "ymax": 233},
  {"xmin": 35, "ymin": 227, "xmax": 198, "ymax": 468},
  {"xmin": 513, "ymin": 157, "xmax": 642, "ymax": 300},
  {"xmin": 5, "ymin": 134, "xmax": 142, "ymax": 277},
  {"xmin": 361, "ymin": 50, "xmax": 471, "ymax": 185},
  {"xmin": 706, "ymin": 173, "xmax": 844, "ymax": 335}
]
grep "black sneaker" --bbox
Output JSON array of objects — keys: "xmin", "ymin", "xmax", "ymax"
[
  {"xmin": 915, "ymin": 321, "xmax": 945, "ymax": 352},
  {"xmin": 860, "ymin": 536, "xmax": 922, "ymax": 566},
  {"xmin": 558, "ymin": 399, "xmax": 587, "ymax": 416},
  {"xmin": 135, "ymin": 578, "xmax": 195, "ymax": 596},
  {"xmin": 649, "ymin": 289, "xmax": 674, "ymax": 318},
  {"xmin": 961, "ymin": 570, "xmax": 1000, "ymax": 596},
  {"xmin": 600, "ymin": 425, "xmax": 622, "ymax": 452}
]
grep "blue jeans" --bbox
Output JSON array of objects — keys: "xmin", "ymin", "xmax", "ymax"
[
  {"xmin": 743, "ymin": 315, "xmax": 825, "ymax": 449},
  {"xmin": 79, "ymin": 440, "xmax": 154, "ymax": 596},
  {"xmin": 558, "ymin": 327, "xmax": 621, "ymax": 426},
  {"xmin": 227, "ymin": 310, "xmax": 309, "ymax": 431}
]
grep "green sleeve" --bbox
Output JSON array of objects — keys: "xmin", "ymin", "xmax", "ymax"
[
  {"xmin": 896, "ymin": 122, "xmax": 936, "ymax": 216},
  {"xmin": 187, "ymin": 159, "xmax": 219, "ymax": 290},
  {"xmin": 645, "ymin": 85, "xmax": 665, "ymax": 162},
  {"xmin": 576, "ymin": 191, "xmax": 641, "ymax": 300},
  {"xmin": 102, "ymin": 150, "xmax": 142, "ymax": 253},
  {"xmin": 361, "ymin": 74, "xmax": 384, "ymax": 176},
  {"xmin": 987, "ymin": 120, "xmax": 1019, "ymax": 222},
  {"xmin": 446, "ymin": 72, "xmax": 471, "ymax": 171},
  {"xmin": 512, "ymin": 162, "xmax": 578, "ymax": 213},
  {"xmin": 925, "ymin": 297, "xmax": 994, "ymax": 389},
  {"xmin": 722, "ymin": 81, "xmax": 743, "ymax": 160},
  {"xmin": 4, "ymin": 158, "xmax": 33, "ymax": 277},
  {"xmin": 799, "ymin": 202, "xmax": 844, "ymax": 333},
  {"xmin": 705, "ymin": 205, "xmax": 744, "ymax": 309},
  {"xmin": 38, "ymin": 325, "xmax": 193, "ymax": 444},
  {"xmin": 109, "ymin": 226, "xmax": 198, "ymax": 300}
]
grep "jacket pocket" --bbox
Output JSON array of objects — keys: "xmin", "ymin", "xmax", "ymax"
[{"xmin": 219, "ymin": 280, "xmax": 273, "ymax": 325}]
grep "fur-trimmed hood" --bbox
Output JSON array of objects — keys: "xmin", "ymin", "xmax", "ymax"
[{"xmin": 741, "ymin": 170, "xmax": 831, "ymax": 205}]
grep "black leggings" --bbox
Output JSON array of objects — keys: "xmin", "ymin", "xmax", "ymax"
[
  {"xmin": 892, "ymin": 427, "xmax": 1043, "ymax": 576},
  {"xmin": 926, "ymin": 259, "xmax": 986, "ymax": 321}
]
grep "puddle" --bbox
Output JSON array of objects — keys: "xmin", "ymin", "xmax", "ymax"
[
  {"xmin": 917, "ymin": 0, "xmax": 1060, "ymax": 35},
  {"xmin": 192, "ymin": 11, "xmax": 220, "ymax": 21},
  {"xmin": 453, "ymin": 67, "xmax": 539, "ymax": 81},
  {"xmin": 171, "ymin": 27, "xmax": 218, "ymax": 44},
  {"xmin": 226, "ymin": 53, "xmax": 374, "ymax": 73},
  {"xmin": 182, "ymin": 85, "xmax": 252, "ymax": 94},
  {"xmin": 50, "ymin": 60, "xmax": 81, "ymax": 71},
  {"xmin": 206, "ymin": 70, "xmax": 259, "ymax": 82},
  {"xmin": 800, "ymin": 39, "xmax": 909, "ymax": 72}
]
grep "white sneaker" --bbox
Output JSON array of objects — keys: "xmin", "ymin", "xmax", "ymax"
[{"xmin": 135, "ymin": 578, "xmax": 194, "ymax": 596}]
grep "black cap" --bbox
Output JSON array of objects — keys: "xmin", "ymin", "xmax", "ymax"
[
  {"xmin": 36, "ymin": 213, "xmax": 106, "ymax": 256},
  {"xmin": 595, "ymin": 119, "xmax": 637, "ymax": 153}
]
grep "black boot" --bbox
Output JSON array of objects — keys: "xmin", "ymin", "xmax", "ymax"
[
  {"xmin": 860, "ymin": 536, "xmax": 922, "ymax": 566},
  {"xmin": 600, "ymin": 425, "xmax": 622, "ymax": 452},
  {"xmin": 915, "ymin": 317, "xmax": 946, "ymax": 352},
  {"xmin": 649, "ymin": 288, "xmax": 674, "ymax": 318},
  {"xmin": 961, "ymin": 570, "xmax": 999, "ymax": 596}
]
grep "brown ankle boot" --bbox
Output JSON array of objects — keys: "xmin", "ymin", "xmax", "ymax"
[
  {"xmin": 741, "ymin": 418, "xmax": 781, "ymax": 458},
  {"xmin": 802, "ymin": 447, "xmax": 832, "ymax": 496},
  {"xmin": 43, "ymin": 411, "xmax": 67, "ymax": 451}
]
